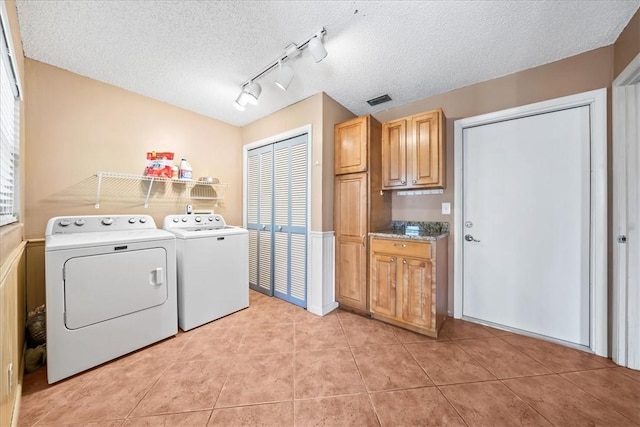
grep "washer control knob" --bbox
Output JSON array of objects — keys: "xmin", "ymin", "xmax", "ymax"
[
  {"xmin": 74, "ymin": 219, "xmax": 85, "ymax": 226},
  {"xmin": 59, "ymin": 219, "xmax": 71, "ymax": 227},
  {"xmin": 128, "ymin": 218, "xmax": 136, "ymax": 224},
  {"xmin": 139, "ymin": 217, "xmax": 147, "ymax": 223},
  {"xmin": 181, "ymin": 217, "xmax": 188, "ymax": 222},
  {"xmin": 173, "ymin": 217, "xmax": 179, "ymax": 223},
  {"xmin": 215, "ymin": 217, "xmax": 220, "ymax": 221},
  {"xmin": 195, "ymin": 216, "xmax": 201, "ymax": 222},
  {"xmin": 102, "ymin": 217, "xmax": 114, "ymax": 226},
  {"xmin": 208, "ymin": 217, "xmax": 214, "ymax": 222}
]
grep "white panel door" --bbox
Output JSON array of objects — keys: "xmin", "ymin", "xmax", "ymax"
[
  {"xmin": 246, "ymin": 133, "xmax": 308, "ymax": 306},
  {"xmin": 273, "ymin": 135, "xmax": 307, "ymax": 307},
  {"xmin": 247, "ymin": 145, "xmax": 273, "ymax": 295},
  {"xmin": 462, "ymin": 106, "xmax": 591, "ymax": 346}
]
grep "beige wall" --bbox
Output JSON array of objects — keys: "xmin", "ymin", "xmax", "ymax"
[
  {"xmin": 24, "ymin": 59, "xmax": 242, "ymax": 239},
  {"xmin": 241, "ymin": 93, "xmax": 354, "ymax": 232},
  {"xmin": 373, "ymin": 46, "xmax": 614, "ymax": 311},
  {"xmin": 375, "ymin": 46, "xmax": 613, "ymax": 224},
  {"xmin": 614, "ymin": 8, "xmax": 640, "ymax": 78}
]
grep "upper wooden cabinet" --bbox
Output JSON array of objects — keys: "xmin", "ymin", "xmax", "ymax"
[
  {"xmin": 382, "ymin": 108, "xmax": 446, "ymax": 190},
  {"xmin": 335, "ymin": 116, "xmax": 369, "ymax": 175}
]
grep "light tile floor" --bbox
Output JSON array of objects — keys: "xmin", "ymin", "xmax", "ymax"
[{"xmin": 20, "ymin": 290, "xmax": 640, "ymax": 426}]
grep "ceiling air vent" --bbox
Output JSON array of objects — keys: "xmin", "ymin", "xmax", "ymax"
[{"xmin": 366, "ymin": 94, "xmax": 392, "ymax": 106}]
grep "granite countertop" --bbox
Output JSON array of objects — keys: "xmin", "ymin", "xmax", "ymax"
[{"xmin": 369, "ymin": 221, "xmax": 450, "ymax": 241}]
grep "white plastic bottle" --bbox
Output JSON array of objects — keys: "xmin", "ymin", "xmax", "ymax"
[{"xmin": 178, "ymin": 158, "xmax": 193, "ymax": 180}]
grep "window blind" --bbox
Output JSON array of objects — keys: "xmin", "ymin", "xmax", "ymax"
[{"xmin": 0, "ymin": 10, "xmax": 20, "ymax": 226}]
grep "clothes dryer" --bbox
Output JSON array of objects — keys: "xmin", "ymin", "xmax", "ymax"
[{"xmin": 45, "ymin": 215, "xmax": 177, "ymax": 383}]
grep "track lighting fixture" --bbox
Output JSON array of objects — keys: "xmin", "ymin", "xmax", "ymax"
[
  {"xmin": 274, "ymin": 60, "xmax": 295, "ymax": 91},
  {"xmin": 244, "ymin": 81, "xmax": 262, "ymax": 104},
  {"xmin": 308, "ymin": 33, "xmax": 327, "ymax": 63},
  {"xmin": 233, "ymin": 93, "xmax": 247, "ymax": 111},
  {"xmin": 232, "ymin": 27, "xmax": 327, "ymax": 110}
]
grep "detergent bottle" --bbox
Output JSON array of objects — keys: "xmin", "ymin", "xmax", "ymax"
[{"xmin": 178, "ymin": 158, "xmax": 193, "ymax": 180}]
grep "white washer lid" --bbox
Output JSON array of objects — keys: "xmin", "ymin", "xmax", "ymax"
[{"xmin": 165, "ymin": 226, "xmax": 248, "ymax": 239}]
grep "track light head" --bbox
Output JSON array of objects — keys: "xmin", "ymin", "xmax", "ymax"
[
  {"xmin": 308, "ymin": 34, "xmax": 327, "ymax": 63},
  {"xmin": 233, "ymin": 92, "xmax": 248, "ymax": 111},
  {"xmin": 274, "ymin": 61, "xmax": 295, "ymax": 91},
  {"xmin": 245, "ymin": 81, "xmax": 262, "ymax": 105}
]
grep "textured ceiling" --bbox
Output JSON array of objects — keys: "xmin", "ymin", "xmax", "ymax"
[{"xmin": 15, "ymin": 0, "xmax": 640, "ymax": 127}]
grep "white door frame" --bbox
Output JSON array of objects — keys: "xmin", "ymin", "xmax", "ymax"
[
  {"xmin": 613, "ymin": 53, "xmax": 640, "ymax": 369},
  {"xmin": 453, "ymin": 88, "xmax": 608, "ymax": 356}
]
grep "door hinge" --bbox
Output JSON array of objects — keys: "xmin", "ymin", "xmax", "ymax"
[{"xmin": 618, "ymin": 235, "xmax": 627, "ymax": 243}]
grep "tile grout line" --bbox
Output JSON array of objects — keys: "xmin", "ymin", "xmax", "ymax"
[
  {"xmin": 557, "ymin": 370, "xmax": 640, "ymax": 425},
  {"xmin": 399, "ymin": 337, "xmax": 471, "ymax": 426},
  {"xmin": 498, "ymin": 374, "xmax": 559, "ymax": 426},
  {"xmin": 335, "ymin": 310, "xmax": 382, "ymax": 427}
]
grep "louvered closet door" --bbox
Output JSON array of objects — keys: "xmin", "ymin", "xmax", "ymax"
[
  {"xmin": 273, "ymin": 134, "xmax": 308, "ymax": 307},
  {"xmin": 247, "ymin": 145, "xmax": 274, "ymax": 296}
]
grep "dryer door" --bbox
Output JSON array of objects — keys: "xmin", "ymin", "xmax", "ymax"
[{"xmin": 64, "ymin": 248, "xmax": 168, "ymax": 329}]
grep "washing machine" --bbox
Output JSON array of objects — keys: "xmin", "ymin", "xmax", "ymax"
[
  {"xmin": 163, "ymin": 213, "xmax": 249, "ymax": 331},
  {"xmin": 45, "ymin": 214, "xmax": 177, "ymax": 383}
]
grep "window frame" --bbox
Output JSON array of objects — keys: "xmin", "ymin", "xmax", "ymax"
[{"xmin": 0, "ymin": 2, "xmax": 22, "ymax": 227}]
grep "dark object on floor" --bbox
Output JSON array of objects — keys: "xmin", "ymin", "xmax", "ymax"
[{"xmin": 25, "ymin": 345, "xmax": 46, "ymax": 373}]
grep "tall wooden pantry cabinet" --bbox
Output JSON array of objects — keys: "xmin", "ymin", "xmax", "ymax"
[{"xmin": 334, "ymin": 115, "xmax": 391, "ymax": 312}]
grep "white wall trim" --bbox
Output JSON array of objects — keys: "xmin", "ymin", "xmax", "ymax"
[
  {"xmin": 454, "ymin": 88, "xmax": 608, "ymax": 356},
  {"xmin": 613, "ymin": 53, "xmax": 640, "ymax": 369},
  {"xmin": 308, "ymin": 231, "xmax": 338, "ymax": 316}
]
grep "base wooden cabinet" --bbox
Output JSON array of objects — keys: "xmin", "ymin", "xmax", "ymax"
[
  {"xmin": 369, "ymin": 235, "xmax": 448, "ymax": 337},
  {"xmin": 334, "ymin": 115, "xmax": 391, "ymax": 313}
]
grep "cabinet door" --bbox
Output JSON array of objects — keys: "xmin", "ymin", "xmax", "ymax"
[
  {"xmin": 336, "ymin": 238, "xmax": 368, "ymax": 310},
  {"xmin": 371, "ymin": 253, "xmax": 397, "ymax": 317},
  {"xmin": 335, "ymin": 173, "xmax": 368, "ymax": 310},
  {"xmin": 401, "ymin": 257, "xmax": 432, "ymax": 328},
  {"xmin": 411, "ymin": 111, "xmax": 444, "ymax": 188},
  {"xmin": 382, "ymin": 119, "xmax": 407, "ymax": 188},
  {"xmin": 335, "ymin": 116, "xmax": 368, "ymax": 175}
]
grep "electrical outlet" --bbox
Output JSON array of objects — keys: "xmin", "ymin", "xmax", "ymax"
[{"xmin": 442, "ymin": 202, "xmax": 451, "ymax": 215}]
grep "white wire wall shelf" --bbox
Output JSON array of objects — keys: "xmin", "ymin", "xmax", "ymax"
[{"xmin": 94, "ymin": 172, "xmax": 228, "ymax": 208}]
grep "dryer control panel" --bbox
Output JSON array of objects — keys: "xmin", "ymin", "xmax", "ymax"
[{"xmin": 46, "ymin": 215, "xmax": 157, "ymax": 235}]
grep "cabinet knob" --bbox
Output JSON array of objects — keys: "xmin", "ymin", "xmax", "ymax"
[
  {"xmin": 361, "ymin": 166, "xmax": 366, "ymax": 171},
  {"xmin": 391, "ymin": 257, "xmax": 396, "ymax": 262},
  {"xmin": 401, "ymin": 180, "xmax": 406, "ymax": 184},
  {"xmin": 412, "ymin": 179, "xmax": 417, "ymax": 184},
  {"xmin": 403, "ymin": 259, "xmax": 407, "ymax": 264},
  {"xmin": 261, "ymin": 225, "xmax": 266, "ymax": 231},
  {"xmin": 393, "ymin": 243, "xmax": 407, "ymax": 248}
]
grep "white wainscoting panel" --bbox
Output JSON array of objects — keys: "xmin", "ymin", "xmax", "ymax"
[{"xmin": 307, "ymin": 231, "xmax": 337, "ymax": 316}]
